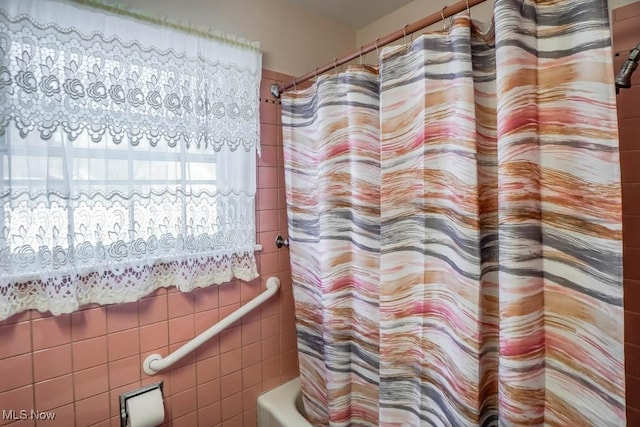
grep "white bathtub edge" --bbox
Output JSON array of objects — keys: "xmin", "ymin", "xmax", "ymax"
[{"xmin": 257, "ymin": 377, "xmax": 312, "ymax": 427}]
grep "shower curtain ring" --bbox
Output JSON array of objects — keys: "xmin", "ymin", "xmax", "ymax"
[
  {"xmin": 334, "ymin": 58, "xmax": 338, "ymax": 75},
  {"xmin": 466, "ymin": 0, "xmax": 470, "ymax": 15},
  {"xmin": 314, "ymin": 67, "xmax": 319, "ymax": 81},
  {"xmin": 375, "ymin": 38, "xmax": 380, "ymax": 58},
  {"xmin": 403, "ymin": 24, "xmax": 409, "ymax": 46},
  {"xmin": 293, "ymin": 79, "xmax": 297, "ymax": 91},
  {"xmin": 359, "ymin": 46, "xmax": 364, "ymax": 65},
  {"xmin": 441, "ymin": 7, "xmax": 447, "ymax": 30}
]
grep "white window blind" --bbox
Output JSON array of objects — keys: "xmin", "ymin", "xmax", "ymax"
[{"xmin": 0, "ymin": 0, "xmax": 262, "ymax": 319}]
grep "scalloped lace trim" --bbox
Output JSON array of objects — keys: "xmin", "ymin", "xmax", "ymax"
[{"xmin": 0, "ymin": 251, "xmax": 258, "ymax": 319}]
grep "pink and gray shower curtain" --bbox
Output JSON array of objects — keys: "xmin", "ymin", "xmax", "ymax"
[{"xmin": 281, "ymin": 0, "xmax": 625, "ymax": 425}]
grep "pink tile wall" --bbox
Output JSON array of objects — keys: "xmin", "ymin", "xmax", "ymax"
[{"xmin": 0, "ymin": 69, "xmax": 297, "ymax": 427}]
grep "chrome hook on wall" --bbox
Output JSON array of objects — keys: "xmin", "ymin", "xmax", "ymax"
[
  {"xmin": 270, "ymin": 83, "xmax": 281, "ymax": 99},
  {"xmin": 275, "ymin": 235, "xmax": 290, "ymax": 249}
]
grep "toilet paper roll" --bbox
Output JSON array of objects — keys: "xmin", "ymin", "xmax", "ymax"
[{"xmin": 126, "ymin": 387, "xmax": 165, "ymax": 427}]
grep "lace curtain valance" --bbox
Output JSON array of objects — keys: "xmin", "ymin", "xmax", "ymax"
[
  {"xmin": 0, "ymin": 0, "xmax": 261, "ymax": 151},
  {"xmin": 0, "ymin": 0, "xmax": 262, "ymax": 319}
]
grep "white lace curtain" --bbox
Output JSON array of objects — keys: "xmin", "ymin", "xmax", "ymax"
[{"xmin": 0, "ymin": 0, "xmax": 262, "ymax": 319}]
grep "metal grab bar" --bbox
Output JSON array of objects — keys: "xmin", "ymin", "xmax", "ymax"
[{"xmin": 143, "ymin": 276, "xmax": 281, "ymax": 375}]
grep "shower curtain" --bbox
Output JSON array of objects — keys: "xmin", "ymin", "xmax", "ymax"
[{"xmin": 282, "ymin": 0, "xmax": 625, "ymax": 425}]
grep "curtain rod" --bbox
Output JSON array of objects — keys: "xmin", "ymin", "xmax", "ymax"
[
  {"xmin": 272, "ymin": 0, "xmax": 488, "ymax": 97},
  {"xmin": 70, "ymin": 0, "xmax": 260, "ymax": 51}
]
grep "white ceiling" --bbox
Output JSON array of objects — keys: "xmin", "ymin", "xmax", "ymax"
[{"xmin": 287, "ymin": 0, "xmax": 415, "ymax": 30}]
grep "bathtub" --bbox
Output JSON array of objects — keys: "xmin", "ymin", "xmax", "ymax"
[{"xmin": 257, "ymin": 377, "xmax": 313, "ymax": 427}]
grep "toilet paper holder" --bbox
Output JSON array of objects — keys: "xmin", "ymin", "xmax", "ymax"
[{"xmin": 119, "ymin": 381, "xmax": 164, "ymax": 427}]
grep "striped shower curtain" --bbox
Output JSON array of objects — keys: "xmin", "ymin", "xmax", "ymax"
[{"xmin": 281, "ymin": 0, "xmax": 625, "ymax": 425}]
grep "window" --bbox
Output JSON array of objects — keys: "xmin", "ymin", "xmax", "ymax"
[{"xmin": 0, "ymin": 0, "xmax": 261, "ymax": 319}]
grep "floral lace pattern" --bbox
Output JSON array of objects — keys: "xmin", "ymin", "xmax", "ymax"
[
  {"xmin": 0, "ymin": 250, "xmax": 258, "ymax": 318},
  {"xmin": 0, "ymin": 2, "xmax": 261, "ymax": 319},
  {"xmin": 0, "ymin": 11, "xmax": 260, "ymax": 151},
  {"xmin": 0, "ymin": 189, "xmax": 258, "ymax": 319}
]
